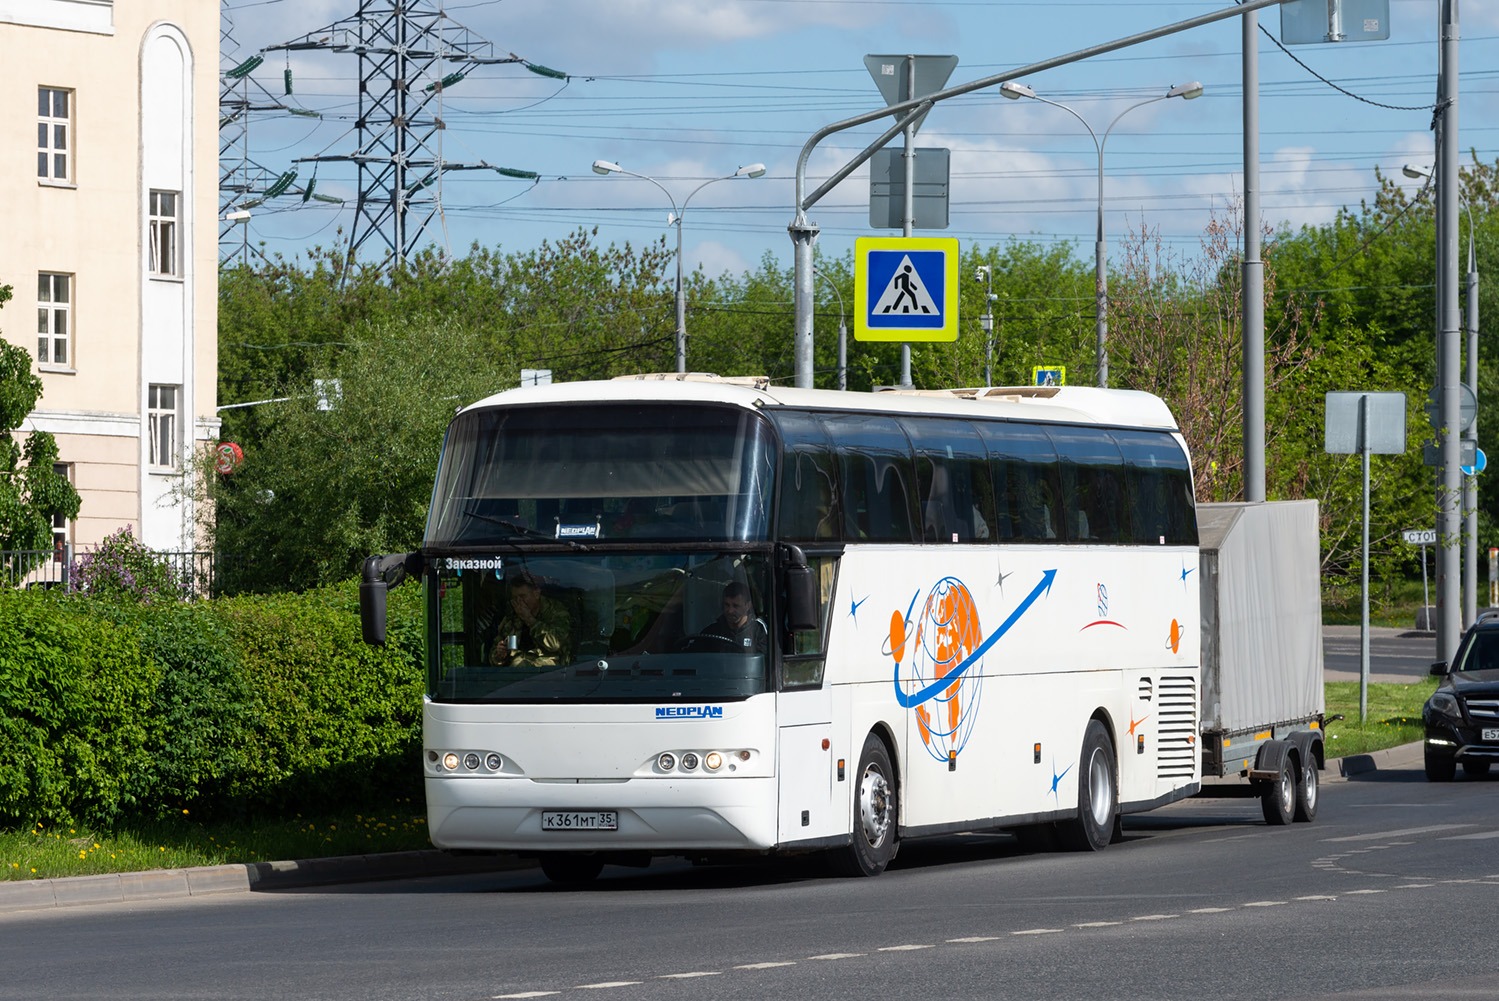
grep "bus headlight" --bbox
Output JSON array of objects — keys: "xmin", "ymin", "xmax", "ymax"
[
  {"xmin": 463, "ymin": 753, "xmax": 480, "ymax": 770},
  {"xmin": 658, "ymin": 752, "xmax": 676, "ymax": 771},
  {"xmin": 486, "ymin": 753, "xmax": 503, "ymax": 771},
  {"xmin": 705, "ymin": 752, "xmax": 723, "ymax": 770},
  {"xmin": 681, "ymin": 752, "xmax": 699, "ymax": 770},
  {"xmin": 442, "ymin": 752, "xmax": 460, "ymax": 770}
]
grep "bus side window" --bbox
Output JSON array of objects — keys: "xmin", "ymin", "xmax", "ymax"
[
  {"xmin": 774, "ymin": 413, "xmax": 840, "ymax": 543},
  {"xmin": 1114, "ymin": 429, "xmax": 1198, "ymax": 545},
  {"xmin": 1047, "ymin": 427, "xmax": 1128, "ymax": 544},
  {"xmin": 901, "ymin": 417, "xmax": 994, "ymax": 543},
  {"xmin": 979, "ymin": 422, "xmax": 1061, "ymax": 543},
  {"xmin": 819, "ymin": 414, "xmax": 918, "ymax": 543}
]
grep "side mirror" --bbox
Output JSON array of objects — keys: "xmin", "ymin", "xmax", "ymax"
[
  {"xmin": 360, "ymin": 553, "xmax": 419, "ymax": 646},
  {"xmin": 781, "ymin": 544, "xmax": 818, "ymax": 633},
  {"xmin": 1430, "ymin": 661, "xmax": 1449, "ymax": 677}
]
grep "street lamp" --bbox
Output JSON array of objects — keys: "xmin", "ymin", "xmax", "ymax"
[
  {"xmin": 591, "ymin": 159, "xmax": 766, "ymax": 373},
  {"xmin": 1405, "ymin": 162, "xmax": 1481, "ymax": 626},
  {"xmin": 814, "ymin": 267, "xmax": 849, "ymax": 391},
  {"xmin": 1002, "ymin": 80, "xmax": 1203, "ymax": 388}
]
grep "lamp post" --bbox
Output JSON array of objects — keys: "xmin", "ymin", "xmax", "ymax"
[
  {"xmin": 814, "ymin": 267, "xmax": 849, "ymax": 391},
  {"xmin": 1001, "ymin": 81, "xmax": 1203, "ymax": 388},
  {"xmin": 592, "ymin": 160, "xmax": 767, "ymax": 373},
  {"xmin": 1406, "ymin": 162, "xmax": 1481, "ymax": 626},
  {"xmin": 974, "ymin": 264, "xmax": 998, "ymax": 387}
]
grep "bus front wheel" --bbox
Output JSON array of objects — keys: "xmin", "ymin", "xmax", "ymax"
[
  {"xmin": 833, "ymin": 734, "xmax": 898, "ymax": 877},
  {"xmin": 1061, "ymin": 720, "xmax": 1117, "ymax": 852}
]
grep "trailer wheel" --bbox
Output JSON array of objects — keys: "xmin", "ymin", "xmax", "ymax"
[
  {"xmin": 1260, "ymin": 756, "xmax": 1295, "ymax": 826},
  {"xmin": 831, "ymin": 734, "xmax": 898, "ymax": 877},
  {"xmin": 1061, "ymin": 720, "xmax": 1116, "ymax": 852},
  {"xmin": 539, "ymin": 854, "xmax": 604, "ymax": 884},
  {"xmin": 1293, "ymin": 752, "xmax": 1318, "ymax": 823},
  {"xmin": 1424, "ymin": 745, "xmax": 1456, "ymax": 782}
]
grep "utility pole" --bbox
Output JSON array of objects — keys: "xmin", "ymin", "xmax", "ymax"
[
  {"xmin": 1242, "ymin": 8, "xmax": 1265, "ymax": 502},
  {"xmin": 1436, "ymin": 0, "xmax": 1462, "ymax": 664},
  {"xmin": 265, "ymin": 0, "xmax": 552, "ymax": 265}
]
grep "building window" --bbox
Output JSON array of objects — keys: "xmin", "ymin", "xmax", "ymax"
[
  {"xmin": 149, "ymin": 190, "xmax": 178, "ymax": 276},
  {"xmin": 52, "ymin": 463, "xmax": 72, "ymax": 562},
  {"xmin": 37, "ymin": 272, "xmax": 71, "ymax": 365},
  {"xmin": 38, "ymin": 87, "xmax": 71, "ymax": 182},
  {"xmin": 149, "ymin": 384, "xmax": 179, "ymax": 470}
]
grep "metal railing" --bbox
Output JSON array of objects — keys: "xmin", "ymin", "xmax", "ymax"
[{"xmin": 0, "ymin": 546, "xmax": 220, "ymax": 596}]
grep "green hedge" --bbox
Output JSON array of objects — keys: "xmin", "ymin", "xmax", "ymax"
[{"xmin": 0, "ymin": 581, "xmax": 424, "ymax": 827}]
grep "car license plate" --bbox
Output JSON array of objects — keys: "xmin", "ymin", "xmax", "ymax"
[
  {"xmin": 542, "ymin": 811, "xmax": 618, "ymax": 832},
  {"xmin": 1482, "ymin": 728, "xmax": 1499, "ymax": 742}
]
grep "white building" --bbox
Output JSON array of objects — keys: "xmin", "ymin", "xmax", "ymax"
[{"xmin": 0, "ymin": 0, "xmax": 219, "ymax": 555}]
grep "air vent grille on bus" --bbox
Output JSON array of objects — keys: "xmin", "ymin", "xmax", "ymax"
[
  {"xmin": 1138, "ymin": 677, "xmax": 1153, "ymax": 702},
  {"xmin": 1156, "ymin": 674, "xmax": 1197, "ymax": 779}
]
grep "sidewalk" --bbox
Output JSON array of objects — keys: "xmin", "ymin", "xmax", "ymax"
[
  {"xmin": 2, "ymin": 743, "xmax": 1430, "ymax": 914},
  {"xmin": 0, "ymin": 848, "xmax": 532, "ymax": 914}
]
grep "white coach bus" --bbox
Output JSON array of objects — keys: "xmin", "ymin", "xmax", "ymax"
[{"xmin": 359, "ymin": 375, "xmax": 1201, "ymax": 881}]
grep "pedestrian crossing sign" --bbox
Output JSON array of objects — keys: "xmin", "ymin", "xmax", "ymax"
[{"xmin": 854, "ymin": 236, "xmax": 959, "ymax": 342}]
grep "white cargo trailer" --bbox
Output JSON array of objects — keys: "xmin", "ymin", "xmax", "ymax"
[{"xmin": 1196, "ymin": 500, "xmax": 1325, "ymax": 824}]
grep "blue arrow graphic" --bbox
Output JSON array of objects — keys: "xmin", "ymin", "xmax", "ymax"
[{"xmin": 893, "ymin": 569, "xmax": 1057, "ymax": 709}]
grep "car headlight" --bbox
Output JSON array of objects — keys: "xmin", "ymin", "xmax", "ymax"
[{"xmin": 1427, "ymin": 691, "xmax": 1461, "ymax": 719}]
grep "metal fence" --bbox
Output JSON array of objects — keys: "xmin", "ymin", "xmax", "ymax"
[{"xmin": 0, "ymin": 546, "xmax": 220, "ymax": 596}]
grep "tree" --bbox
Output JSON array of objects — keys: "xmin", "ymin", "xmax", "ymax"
[{"xmin": 0, "ymin": 283, "xmax": 80, "ymax": 570}]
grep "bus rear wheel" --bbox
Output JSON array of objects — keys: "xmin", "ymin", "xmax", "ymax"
[
  {"xmin": 1061, "ymin": 720, "xmax": 1116, "ymax": 852},
  {"xmin": 832, "ymin": 734, "xmax": 898, "ymax": 877},
  {"xmin": 539, "ymin": 853, "xmax": 604, "ymax": 884}
]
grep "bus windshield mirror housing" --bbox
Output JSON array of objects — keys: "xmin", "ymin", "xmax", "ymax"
[
  {"xmin": 360, "ymin": 552, "xmax": 420, "ymax": 646},
  {"xmin": 781, "ymin": 544, "xmax": 818, "ymax": 632}
]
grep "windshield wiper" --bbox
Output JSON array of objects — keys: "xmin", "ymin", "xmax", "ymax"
[{"xmin": 461, "ymin": 505, "xmax": 589, "ymax": 551}]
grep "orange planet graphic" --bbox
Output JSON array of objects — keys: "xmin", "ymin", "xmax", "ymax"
[{"xmin": 1166, "ymin": 619, "xmax": 1182, "ymax": 654}]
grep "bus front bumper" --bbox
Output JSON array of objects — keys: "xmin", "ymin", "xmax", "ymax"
[{"xmin": 426, "ymin": 774, "xmax": 780, "ymax": 853}]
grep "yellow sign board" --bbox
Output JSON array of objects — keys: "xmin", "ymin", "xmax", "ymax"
[
  {"xmin": 854, "ymin": 236, "xmax": 959, "ymax": 342},
  {"xmin": 1032, "ymin": 366, "xmax": 1065, "ymax": 387}
]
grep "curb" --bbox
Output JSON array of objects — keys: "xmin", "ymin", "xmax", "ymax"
[
  {"xmin": 1333, "ymin": 741, "xmax": 1424, "ymax": 778},
  {"xmin": 0, "ymin": 850, "xmax": 532, "ymax": 915}
]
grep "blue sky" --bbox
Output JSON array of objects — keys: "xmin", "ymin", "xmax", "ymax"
[{"xmin": 221, "ymin": 0, "xmax": 1497, "ymax": 278}]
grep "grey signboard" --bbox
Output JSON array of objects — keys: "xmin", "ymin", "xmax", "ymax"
[
  {"xmin": 1325, "ymin": 391, "xmax": 1406, "ymax": 455},
  {"xmin": 863, "ymin": 54, "xmax": 958, "ymax": 135},
  {"xmin": 869, "ymin": 147, "xmax": 949, "ymax": 230},
  {"xmin": 1280, "ymin": 0, "xmax": 1390, "ymax": 44}
]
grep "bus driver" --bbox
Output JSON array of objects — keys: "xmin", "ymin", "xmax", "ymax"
[{"xmin": 491, "ymin": 569, "xmax": 573, "ymax": 668}]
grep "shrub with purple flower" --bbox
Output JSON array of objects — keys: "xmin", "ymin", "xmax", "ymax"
[{"xmin": 73, "ymin": 526, "xmax": 187, "ymax": 602}]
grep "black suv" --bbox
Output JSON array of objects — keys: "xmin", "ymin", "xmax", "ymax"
[{"xmin": 1425, "ymin": 612, "xmax": 1499, "ymax": 781}]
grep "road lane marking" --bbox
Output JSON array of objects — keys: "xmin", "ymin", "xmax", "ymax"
[
  {"xmin": 1131, "ymin": 914, "xmax": 1179, "ymax": 921},
  {"xmin": 1242, "ymin": 901, "xmax": 1286, "ymax": 907},
  {"xmin": 1439, "ymin": 830, "xmax": 1499, "ymax": 840},
  {"xmin": 575, "ymin": 983, "xmax": 642, "ymax": 990},
  {"xmin": 947, "ymin": 936, "xmax": 1000, "ymax": 943},
  {"xmin": 658, "ymin": 972, "xmax": 720, "ymax": 979},
  {"xmin": 1345, "ymin": 889, "xmax": 1385, "ymax": 895},
  {"xmin": 1395, "ymin": 884, "xmax": 1434, "ymax": 888},
  {"xmin": 1012, "ymin": 928, "xmax": 1063, "ymax": 935},
  {"xmin": 878, "ymin": 944, "xmax": 934, "ymax": 951},
  {"xmin": 735, "ymin": 962, "xmax": 796, "ymax": 970},
  {"xmin": 493, "ymin": 993, "xmax": 560, "ymax": 999},
  {"xmin": 1295, "ymin": 895, "xmax": 1337, "ymax": 901},
  {"xmin": 1074, "ymin": 921, "xmax": 1123, "ymax": 928},
  {"xmin": 1188, "ymin": 908, "xmax": 1232, "ymax": 914},
  {"xmin": 1321, "ymin": 825, "xmax": 1471, "ymax": 842},
  {"xmin": 807, "ymin": 953, "xmax": 865, "ymax": 960}
]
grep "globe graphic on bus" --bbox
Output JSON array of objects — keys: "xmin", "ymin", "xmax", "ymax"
[{"xmin": 899, "ymin": 577, "xmax": 985, "ymax": 763}]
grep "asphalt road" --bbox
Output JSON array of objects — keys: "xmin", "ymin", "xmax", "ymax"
[
  {"xmin": 1322, "ymin": 625, "xmax": 1435, "ymax": 684},
  {"xmin": 5, "ymin": 762, "xmax": 1497, "ymax": 1001}
]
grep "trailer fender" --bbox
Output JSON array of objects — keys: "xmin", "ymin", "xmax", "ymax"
[
  {"xmin": 1288, "ymin": 730, "xmax": 1323, "ymax": 771},
  {"xmin": 1246, "ymin": 739, "xmax": 1293, "ymax": 783}
]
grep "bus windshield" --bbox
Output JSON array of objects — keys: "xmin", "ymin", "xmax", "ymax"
[
  {"xmin": 426, "ymin": 403, "xmax": 776, "ymax": 546},
  {"xmin": 428, "ymin": 551, "xmax": 773, "ymax": 702}
]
